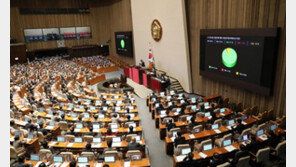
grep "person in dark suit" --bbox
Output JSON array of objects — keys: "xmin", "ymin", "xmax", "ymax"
[
  {"xmin": 209, "ymin": 152, "xmax": 225, "ymax": 167},
  {"xmin": 267, "ymin": 130, "xmax": 280, "ymax": 148},
  {"xmin": 188, "ymin": 116, "xmax": 199, "ymax": 129},
  {"xmin": 25, "ymin": 119, "xmax": 35, "ymax": 130},
  {"xmin": 174, "ymin": 132, "xmax": 186, "ymax": 147},
  {"xmin": 182, "ymin": 152, "xmax": 200, "ymax": 167},
  {"xmin": 82, "ymin": 142, "xmax": 93, "ymax": 152},
  {"xmin": 12, "ymin": 156, "xmax": 33, "ymax": 167},
  {"xmin": 231, "ymin": 144, "xmax": 249, "ymax": 166},
  {"xmin": 127, "ymin": 137, "xmax": 142, "ymax": 151},
  {"xmin": 38, "ymin": 123, "xmax": 48, "ymax": 136},
  {"xmin": 246, "ymin": 135, "xmax": 261, "ymax": 154},
  {"xmin": 166, "ymin": 119, "xmax": 176, "ymax": 131},
  {"xmin": 231, "ymin": 119, "xmax": 245, "ymax": 134}
]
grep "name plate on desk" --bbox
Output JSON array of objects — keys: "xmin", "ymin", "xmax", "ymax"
[
  {"xmin": 49, "ymin": 141, "xmax": 57, "ymax": 146},
  {"xmin": 199, "ymin": 152, "xmax": 207, "ymax": 159},
  {"xmin": 112, "ymin": 142, "xmax": 121, "ymax": 147},
  {"xmin": 224, "ymin": 145, "xmax": 236, "ymax": 152},
  {"xmin": 91, "ymin": 143, "xmax": 102, "ymax": 148},
  {"xmin": 189, "ymin": 134, "xmax": 195, "ymax": 139},
  {"xmin": 94, "ymin": 163, "xmax": 102, "ymax": 167},
  {"xmin": 176, "ymin": 155, "xmax": 186, "ymax": 162},
  {"xmin": 124, "ymin": 161, "xmax": 131, "ymax": 167},
  {"xmin": 74, "ymin": 129, "xmax": 81, "ymax": 132},
  {"xmin": 214, "ymin": 129, "xmax": 221, "ymax": 134},
  {"xmin": 67, "ymin": 143, "xmax": 74, "ymax": 147},
  {"xmin": 170, "ymin": 137, "xmax": 176, "ymax": 142},
  {"xmin": 242, "ymin": 121, "xmax": 247, "ymax": 125}
]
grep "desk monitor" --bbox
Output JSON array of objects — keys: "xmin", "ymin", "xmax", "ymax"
[
  {"xmin": 257, "ymin": 129, "xmax": 264, "ymax": 136},
  {"xmin": 212, "ymin": 124, "xmax": 219, "ymax": 130},
  {"xmin": 180, "ymin": 100, "xmax": 185, "ymax": 104},
  {"xmin": 93, "ymin": 124, "xmax": 100, "ymax": 129},
  {"xmin": 78, "ymin": 157, "xmax": 88, "ymax": 163},
  {"xmin": 76, "ymin": 123, "xmax": 83, "ymax": 129},
  {"xmin": 186, "ymin": 116, "xmax": 192, "ymax": 122},
  {"xmin": 172, "ymin": 131, "xmax": 177, "ymax": 137},
  {"xmin": 168, "ymin": 102, "xmax": 172, "ymax": 106},
  {"xmin": 160, "ymin": 92, "xmax": 165, "ymax": 96},
  {"xmin": 129, "ymin": 123, "xmax": 136, "ymax": 128},
  {"xmin": 79, "ymin": 106, "xmax": 84, "ymax": 109},
  {"xmin": 27, "ymin": 133, "xmax": 34, "ymax": 139},
  {"xmin": 205, "ymin": 112, "xmax": 211, "ymax": 117},
  {"xmin": 191, "ymin": 105, "xmax": 197, "ymax": 110},
  {"xmin": 193, "ymin": 128, "xmax": 200, "ymax": 133},
  {"xmin": 228, "ymin": 119, "xmax": 235, "ymax": 125},
  {"xmin": 223, "ymin": 139, "xmax": 232, "ymax": 147},
  {"xmin": 71, "ymin": 113, "xmax": 77, "ymax": 118},
  {"xmin": 135, "ymin": 136, "xmax": 141, "ymax": 141},
  {"xmin": 57, "ymin": 136, "xmax": 65, "ymax": 142},
  {"xmin": 53, "ymin": 156, "xmax": 63, "ymax": 163},
  {"xmin": 104, "ymin": 156, "xmax": 115, "ymax": 163},
  {"xmin": 270, "ymin": 124, "xmax": 277, "ymax": 131},
  {"xmin": 93, "ymin": 137, "xmax": 101, "ymax": 143},
  {"xmin": 84, "ymin": 114, "xmax": 90, "ymax": 119},
  {"xmin": 167, "ymin": 96, "xmax": 172, "ymax": 101},
  {"xmin": 176, "ymin": 108, "xmax": 181, "ymax": 112},
  {"xmin": 49, "ymin": 121, "xmax": 55, "ymax": 126},
  {"xmin": 191, "ymin": 98, "xmax": 196, "ymax": 102},
  {"xmin": 112, "ymin": 137, "xmax": 121, "ymax": 143},
  {"xmin": 203, "ymin": 144, "xmax": 213, "ymax": 151},
  {"xmin": 90, "ymin": 106, "xmax": 96, "ymax": 111},
  {"xmin": 103, "ymin": 107, "xmax": 108, "ymax": 111},
  {"xmin": 14, "ymin": 131, "xmax": 21, "ymax": 137},
  {"xmin": 242, "ymin": 135, "xmax": 248, "ymax": 141},
  {"xmin": 74, "ymin": 137, "xmax": 83, "ymax": 143},
  {"xmin": 204, "ymin": 102, "xmax": 209, "ymax": 107},
  {"xmin": 181, "ymin": 148, "xmax": 191, "ymax": 155},
  {"xmin": 220, "ymin": 108, "xmax": 225, "ymax": 113},
  {"xmin": 30, "ymin": 155, "xmax": 40, "ymax": 161},
  {"xmin": 68, "ymin": 104, "xmax": 74, "ymax": 108},
  {"xmin": 98, "ymin": 114, "xmax": 105, "ymax": 119},
  {"xmin": 160, "ymin": 110, "xmax": 166, "ymax": 115},
  {"xmin": 111, "ymin": 124, "xmax": 118, "ymax": 129},
  {"xmin": 131, "ymin": 154, "xmax": 141, "ymax": 161},
  {"xmin": 241, "ymin": 115, "xmax": 248, "ymax": 121},
  {"xmin": 170, "ymin": 90, "xmax": 175, "ymax": 95}
]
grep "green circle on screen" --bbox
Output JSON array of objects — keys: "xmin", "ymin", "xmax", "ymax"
[
  {"xmin": 121, "ymin": 39, "xmax": 125, "ymax": 48},
  {"xmin": 222, "ymin": 48, "xmax": 237, "ymax": 68}
]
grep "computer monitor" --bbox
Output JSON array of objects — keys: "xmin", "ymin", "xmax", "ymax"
[
  {"xmin": 135, "ymin": 136, "xmax": 141, "ymax": 141},
  {"xmin": 180, "ymin": 100, "xmax": 185, "ymax": 104},
  {"xmin": 204, "ymin": 102, "xmax": 209, "ymax": 107},
  {"xmin": 205, "ymin": 112, "xmax": 211, "ymax": 117},
  {"xmin": 212, "ymin": 124, "xmax": 219, "ymax": 130},
  {"xmin": 68, "ymin": 104, "xmax": 74, "ymax": 108},
  {"xmin": 131, "ymin": 154, "xmax": 141, "ymax": 161},
  {"xmin": 76, "ymin": 123, "xmax": 83, "ymax": 129},
  {"xmin": 160, "ymin": 110, "xmax": 166, "ymax": 115},
  {"xmin": 104, "ymin": 156, "xmax": 115, "ymax": 163},
  {"xmin": 186, "ymin": 116, "xmax": 192, "ymax": 122},
  {"xmin": 27, "ymin": 133, "xmax": 34, "ymax": 139},
  {"xmin": 191, "ymin": 105, "xmax": 197, "ymax": 110},
  {"xmin": 228, "ymin": 119, "xmax": 235, "ymax": 125},
  {"xmin": 93, "ymin": 137, "xmax": 101, "ymax": 143},
  {"xmin": 220, "ymin": 108, "xmax": 225, "ymax": 113},
  {"xmin": 90, "ymin": 106, "xmax": 95, "ymax": 111},
  {"xmin": 181, "ymin": 148, "xmax": 191, "ymax": 155},
  {"xmin": 170, "ymin": 90, "xmax": 175, "ymax": 95},
  {"xmin": 203, "ymin": 144, "xmax": 213, "ymax": 151},
  {"xmin": 111, "ymin": 124, "xmax": 118, "ymax": 129},
  {"xmin": 14, "ymin": 131, "xmax": 21, "ymax": 137},
  {"xmin": 78, "ymin": 157, "xmax": 88, "ymax": 163},
  {"xmin": 193, "ymin": 128, "xmax": 200, "ymax": 133},
  {"xmin": 112, "ymin": 137, "xmax": 121, "ymax": 143},
  {"xmin": 160, "ymin": 92, "xmax": 165, "ymax": 96},
  {"xmin": 30, "ymin": 155, "xmax": 40, "ymax": 161},
  {"xmin": 98, "ymin": 114, "xmax": 104, "ymax": 119},
  {"xmin": 57, "ymin": 136, "xmax": 65, "ymax": 142},
  {"xmin": 49, "ymin": 121, "xmax": 55, "ymax": 126},
  {"xmin": 74, "ymin": 137, "xmax": 83, "ymax": 143},
  {"xmin": 53, "ymin": 156, "xmax": 63, "ymax": 163},
  {"xmin": 257, "ymin": 129, "xmax": 264, "ymax": 136},
  {"xmin": 242, "ymin": 135, "xmax": 248, "ymax": 141},
  {"xmin": 103, "ymin": 107, "xmax": 108, "ymax": 111},
  {"xmin": 223, "ymin": 139, "xmax": 232, "ymax": 147},
  {"xmin": 93, "ymin": 124, "xmax": 100, "ymax": 129},
  {"xmin": 84, "ymin": 114, "xmax": 90, "ymax": 119},
  {"xmin": 71, "ymin": 113, "xmax": 77, "ymax": 118},
  {"xmin": 79, "ymin": 106, "xmax": 84, "ymax": 109},
  {"xmin": 241, "ymin": 115, "xmax": 248, "ymax": 121},
  {"xmin": 129, "ymin": 123, "xmax": 136, "ymax": 128},
  {"xmin": 168, "ymin": 102, "xmax": 172, "ymax": 106},
  {"xmin": 270, "ymin": 124, "xmax": 277, "ymax": 131}
]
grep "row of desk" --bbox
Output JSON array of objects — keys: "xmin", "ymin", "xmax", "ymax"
[{"xmin": 123, "ymin": 66, "xmax": 167, "ymax": 92}]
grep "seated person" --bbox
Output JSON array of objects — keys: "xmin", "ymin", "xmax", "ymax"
[
  {"xmin": 25, "ymin": 119, "xmax": 35, "ymax": 130},
  {"xmin": 187, "ymin": 117, "xmax": 199, "ymax": 129},
  {"xmin": 82, "ymin": 142, "xmax": 93, "ymax": 152},
  {"xmin": 12, "ymin": 156, "xmax": 33, "ymax": 167},
  {"xmin": 174, "ymin": 132, "xmax": 186, "ymax": 148},
  {"xmin": 127, "ymin": 137, "xmax": 142, "ymax": 151},
  {"xmin": 104, "ymin": 128, "xmax": 118, "ymax": 137},
  {"xmin": 209, "ymin": 152, "xmax": 225, "ymax": 167},
  {"xmin": 13, "ymin": 135, "xmax": 24, "ymax": 151},
  {"xmin": 182, "ymin": 152, "xmax": 200, "ymax": 166},
  {"xmin": 128, "ymin": 126, "xmax": 135, "ymax": 134},
  {"xmin": 246, "ymin": 135, "xmax": 261, "ymax": 154},
  {"xmin": 103, "ymin": 140, "xmax": 116, "ymax": 154},
  {"xmin": 166, "ymin": 119, "xmax": 176, "ymax": 131},
  {"xmin": 230, "ymin": 144, "xmax": 249, "ymax": 166},
  {"xmin": 69, "ymin": 161, "xmax": 76, "ymax": 167}
]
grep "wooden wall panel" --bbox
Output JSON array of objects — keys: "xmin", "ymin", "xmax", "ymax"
[
  {"xmin": 186, "ymin": 0, "xmax": 286, "ymax": 117},
  {"xmin": 108, "ymin": 0, "xmax": 135, "ymax": 65}
]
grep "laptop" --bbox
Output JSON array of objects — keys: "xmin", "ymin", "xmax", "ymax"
[
  {"xmin": 203, "ymin": 144, "xmax": 213, "ymax": 151},
  {"xmin": 30, "ymin": 154, "xmax": 40, "ymax": 161},
  {"xmin": 168, "ymin": 102, "xmax": 172, "ymax": 106},
  {"xmin": 68, "ymin": 104, "xmax": 74, "ymax": 108},
  {"xmin": 160, "ymin": 110, "xmax": 167, "ymax": 115},
  {"xmin": 53, "ymin": 156, "xmax": 63, "ymax": 165},
  {"xmin": 57, "ymin": 136, "xmax": 65, "ymax": 142},
  {"xmin": 176, "ymin": 108, "xmax": 181, "ymax": 112},
  {"xmin": 223, "ymin": 139, "xmax": 232, "ymax": 147},
  {"xmin": 241, "ymin": 115, "xmax": 248, "ymax": 121},
  {"xmin": 74, "ymin": 137, "xmax": 83, "ymax": 143},
  {"xmin": 220, "ymin": 108, "xmax": 225, "ymax": 113},
  {"xmin": 179, "ymin": 93, "xmax": 183, "ymax": 97},
  {"xmin": 191, "ymin": 98, "xmax": 196, "ymax": 103},
  {"xmin": 212, "ymin": 124, "xmax": 219, "ymax": 130},
  {"xmin": 104, "ymin": 156, "xmax": 115, "ymax": 163},
  {"xmin": 49, "ymin": 121, "xmax": 55, "ymax": 127},
  {"xmin": 181, "ymin": 148, "xmax": 191, "ymax": 155},
  {"xmin": 257, "ymin": 129, "xmax": 264, "ymax": 137},
  {"xmin": 204, "ymin": 102, "xmax": 209, "ymax": 108},
  {"xmin": 155, "ymin": 103, "xmax": 160, "ymax": 108},
  {"xmin": 172, "ymin": 131, "xmax": 177, "ymax": 137},
  {"xmin": 90, "ymin": 106, "xmax": 96, "ymax": 111},
  {"xmin": 228, "ymin": 119, "xmax": 235, "ymax": 125},
  {"xmin": 131, "ymin": 154, "xmax": 141, "ymax": 161},
  {"xmin": 160, "ymin": 92, "xmax": 165, "ymax": 96},
  {"xmin": 103, "ymin": 107, "xmax": 108, "ymax": 111},
  {"xmin": 128, "ymin": 113, "xmax": 135, "ymax": 119},
  {"xmin": 76, "ymin": 123, "xmax": 83, "ymax": 129},
  {"xmin": 180, "ymin": 100, "xmax": 185, "ymax": 104},
  {"xmin": 60, "ymin": 103, "xmax": 65, "ymax": 107},
  {"xmin": 135, "ymin": 136, "xmax": 141, "ymax": 141},
  {"xmin": 128, "ymin": 106, "xmax": 134, "ymax": 110},
  {"xmin": 270, "ymin": 124, "xmax": 277, "ymax": 131}
]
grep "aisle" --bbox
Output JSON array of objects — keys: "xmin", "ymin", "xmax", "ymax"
[{"xmin": 135, "ymin": 95, "xmax": 173, "ymax": 167}]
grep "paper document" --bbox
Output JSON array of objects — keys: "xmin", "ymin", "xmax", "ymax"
[
  {"xmin": 95, "ymin": 163, "xmax": 102, "ymax": 167},
  {"xmin": 224, "ymin": 145, "xmax": 237, "ymax": 152},
  {"xmin": 91, "ymin": 143, "xmax": 102, "ymax": 148},
  {"xmin": 176, "ymin": 155, "xmax": 186, "ymax": 162},
  {"xmin": 189, "ymin": 134, "xmax": 195, "ymax": 139},
  {"xmin": 242, "ymin": 121, "xmax": 247, "ymax": 125},
  {"xmin": 199, "ymin": 152, "xmax": 207, "ymax": 159},
  {"xmin": 112, "ymin": 142, "xmax": 121, "ymax": 147},
  {"xmin": 67, "ymin": 143, "xmax": 74, "ymax": 147},
  {"xmin": 214, "ymin": 129, "xmax": 221, "ymax": 134},
  {"xmin": 124, "ymin": 161, "xmax": 131, "ymax": 167}
]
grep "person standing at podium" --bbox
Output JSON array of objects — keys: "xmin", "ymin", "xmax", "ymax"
[{"xmin": 139, "ymin": 59, "xmax": 145, "ymax": 67}]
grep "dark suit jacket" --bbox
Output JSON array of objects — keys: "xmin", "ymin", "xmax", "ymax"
[
  {"xmin": 167, "ymin": 123, "xmax": 176, "ymax": 131},
  {"xmin": 209, "ymin": 157, "xmax": 225, "ymax": 167},
  {"xmin": 174, "ymin": 136, "xmax": 186, "ymax": 147},
  {"xmin": 246, "ymin": 140, "xmax": 261, "ymax": 153},
  {"xmin": 127, "ymin": 142, "xmax": 142, "ymax": 150},
  {"xmin": 231, "ymin": 150, "xmax": 249, "ymax": 165}
]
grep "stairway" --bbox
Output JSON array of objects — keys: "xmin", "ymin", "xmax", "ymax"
[{"xmin": 169, "ymin": 78, "xmax": 185, "ymax": 93}]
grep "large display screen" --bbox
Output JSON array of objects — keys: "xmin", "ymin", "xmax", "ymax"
[
  {"xmin": 115, "ymin": 31, "xmax": 133, "ymax": 57},
  {"xmin": 200, "ymin": 28, "xmax": 279, "ymax": 96}
]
